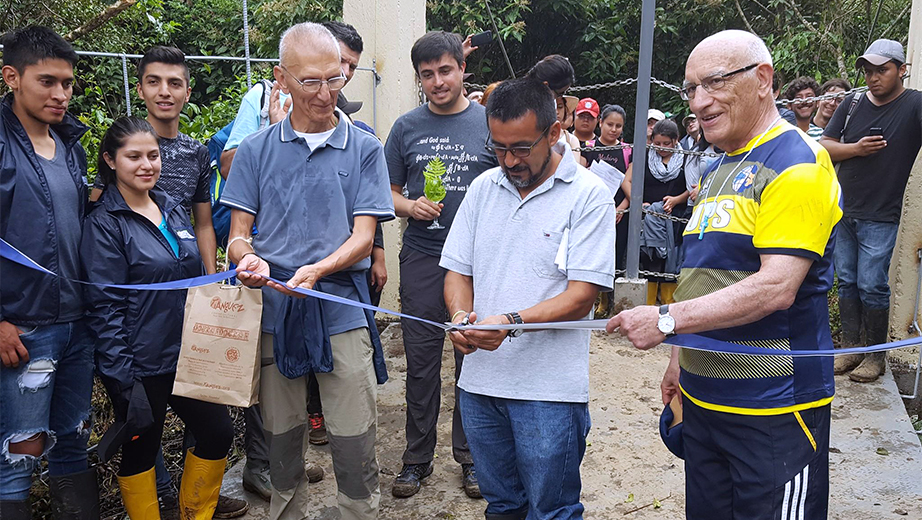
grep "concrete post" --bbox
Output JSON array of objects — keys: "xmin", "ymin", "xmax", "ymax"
[
  {"xmin": 342, "ymin": 0, "xmax": 425, "ymax": 313},
  {"xmin": 888, "ymin": 0, "xmax": 922, "ymax": 365}
]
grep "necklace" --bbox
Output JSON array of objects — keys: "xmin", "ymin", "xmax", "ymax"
[{"xmin": 697, "ymin": 116, "xmax": 782, "ymax": 240}]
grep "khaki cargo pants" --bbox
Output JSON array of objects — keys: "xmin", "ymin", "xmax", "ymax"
[{"xmin": 259, "ymin": 328, "xmax": 380, "ymax": 520}]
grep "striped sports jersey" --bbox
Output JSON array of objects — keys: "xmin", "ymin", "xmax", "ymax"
[{"xmin": 675, "ymin": 122, "xmax": 842, "ymax": 415}]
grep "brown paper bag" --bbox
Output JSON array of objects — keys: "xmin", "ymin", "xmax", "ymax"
[{"xmin": 172, "ymin": 284, "xmax": 262, "ymax": 407}]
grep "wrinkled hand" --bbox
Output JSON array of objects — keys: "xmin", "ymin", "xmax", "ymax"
[
  {"xmin": 605, "ymin": 305, "xmax": 664, "ymax": 351},
  {"xmin": 462, "ymin": 35, "xmax": 478, "ymax": 58},
  {"xmin": 279, "ymin": 264, "xmax": 325, "ymax": 298},
  {"xmin": 410, "ymin": 196, "xmax": 443, "ymax": 221},
  {"xmin": 236, "ymin": 254, "xmax": 271, "ymax": 288},
  {"xmin": 460, "ymin": 312, "xmax": 511, "ymax": 351},
  {"xmin": 0, "ymin": 321, "xmax": 29, "ymax": 368},
  {"xmin": 448, "ymin": 312, "xmax": 476, "ymax": 356},
  {"xmin": 661, "ymin": 355, "xmax": 681, "ymax": 405},
  {"xmin": 268, "ymin": 81, "xmax": 292, "ymax": 124},
  {"xmin": 854, "ymin": 135, "xmax": 887, "ymax": 156},
  {"xmin": 370, "ymin": 256, "xmax": 387, "ymax": 292}
]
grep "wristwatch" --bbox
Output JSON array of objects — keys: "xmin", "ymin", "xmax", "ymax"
[
  {"xmin": 504, "ymin": 312, "xmax": 524, "ymax": 338},
  {"xmin": 657, "ymin": 305, "xmax": 676, "ymax": 338}
]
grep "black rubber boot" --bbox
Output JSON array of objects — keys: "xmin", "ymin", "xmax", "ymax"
[
  {"xmin": 850, "ymin": 307, "xmax": 889, "ymax": 383},
  {"xmin": 0, "ymin": 500, "xmax": 32, "ymax": 519},
  {"xmin": 48, "ymin": 468, "xmax": 99, "ymax": 519},
  {"xmin": 834, "ymin": 297, "xmax": 864, "ymax": 375}
]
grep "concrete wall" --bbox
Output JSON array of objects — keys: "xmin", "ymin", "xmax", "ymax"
[
  {"xmin": 342, "ymin": 0, "xmax": 425, "ymax": 313},
  {"xmin": 889, "ymin": 0, "xmax": 922, "ymax": 365}
]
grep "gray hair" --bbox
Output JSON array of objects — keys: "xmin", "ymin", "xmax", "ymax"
[{"xmin": 279, "ymin": 22, "xmax": 340, "ymax": 65}]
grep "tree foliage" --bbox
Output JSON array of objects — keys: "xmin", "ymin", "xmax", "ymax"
[{"xmin": 3, "ymin": 0, "xmax": 913, "ymax": 144}]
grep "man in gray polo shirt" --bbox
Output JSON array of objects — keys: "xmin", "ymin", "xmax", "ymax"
[
  {"xmin": 441, "ymin": 78, "xmax": 615, "ymax": 519},
  {"xmin": 222, "ymin": 22, "xmax": 394, "ymax": 520}
]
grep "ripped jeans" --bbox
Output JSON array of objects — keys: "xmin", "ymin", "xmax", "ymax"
[{"xmin": 0, "ymin": 321, "xmax": 94, "ymax": 501}]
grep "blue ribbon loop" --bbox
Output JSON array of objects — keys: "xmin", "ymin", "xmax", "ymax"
[{"xmin": 3, "ymin": 237, "xmax": 920, "ymax": 356}]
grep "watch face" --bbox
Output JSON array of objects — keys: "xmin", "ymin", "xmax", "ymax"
[{"xmin": 657, "ymin": 315, "xmax": 676, "ymax": 334}]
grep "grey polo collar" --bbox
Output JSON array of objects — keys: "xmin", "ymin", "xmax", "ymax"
[{"xmin": 279, "ymin": 109, "xmax": 350, "ymax": 150}]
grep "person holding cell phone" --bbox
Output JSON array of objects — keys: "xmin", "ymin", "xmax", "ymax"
[{"xmin": 819, "ymin": 39, "xmax": 922, "ymax": 383}]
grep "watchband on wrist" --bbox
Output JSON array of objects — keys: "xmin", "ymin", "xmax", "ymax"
[{"xmin": 505, "ymin": 312, "xmax": 524, "ymax": 338}]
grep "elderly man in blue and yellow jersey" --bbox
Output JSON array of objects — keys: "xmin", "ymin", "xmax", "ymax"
[{"xmin": 608, "ymin": 30, "xmax": 842, "ymax": 520}]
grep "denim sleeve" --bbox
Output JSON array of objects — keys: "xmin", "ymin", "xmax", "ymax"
[
  {"xmin": 80, "ymin": 214, "xmax": 136, "ymax": 392},
  {"xmin": 224, "ymin": 87, "xmax": 263, "ymax": 151},
  {"xmin": 220, "ymin": 138, "xmax": 260, "ymax": 215}
]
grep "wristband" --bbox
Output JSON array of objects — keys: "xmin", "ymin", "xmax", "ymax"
[
  {"xmin": 451, "ymin": 310, "xmax": 469, "ymax": 323},
  {"xmin": 227, "ymin": 236, "xmax": 252, "ymax": 250}
]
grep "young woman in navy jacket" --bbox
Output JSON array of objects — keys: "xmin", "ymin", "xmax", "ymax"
[{"xmin": 80, "ymin": 117, "xmax": 232, "ymax": 519}]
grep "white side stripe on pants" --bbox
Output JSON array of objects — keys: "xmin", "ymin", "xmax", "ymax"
[{"xmin": 781, "ymin": 465, "xmax": 810, "ymax": 520}]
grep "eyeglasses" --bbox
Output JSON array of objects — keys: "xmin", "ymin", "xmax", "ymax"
[
  {"xmin": 485, "ymin": 126, "xmax": 550, "ymax": 158},
  {"xmin": 679, "ymin": 63, "xmax": 760, "ymax": 101},
  {"xmin": 280, "ymin": 65, "xmax": 346, "ymax": 93}
]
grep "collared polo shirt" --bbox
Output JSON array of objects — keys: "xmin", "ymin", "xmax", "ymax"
[
  {"xmin": 440, "ymin": 151, "xmax": 615, "ymax": 403},
  {"xmin": 221, "ymin": 113, "xmax": 395, "ymax": 334}
]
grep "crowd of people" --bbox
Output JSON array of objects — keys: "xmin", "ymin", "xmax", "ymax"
[{"xmin": 0, "ymin": 17, "xmax": 920, "ymax": 520}]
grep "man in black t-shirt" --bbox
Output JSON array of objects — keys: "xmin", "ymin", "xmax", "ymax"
[{"xmin": 820, "ymin": 39, "xmax": 922, "ymax": 383}]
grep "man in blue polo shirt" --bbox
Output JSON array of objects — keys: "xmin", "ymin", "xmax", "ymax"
[{"xmin": 222, "ymin": 22, "xmax": 394, "ymax": 520}]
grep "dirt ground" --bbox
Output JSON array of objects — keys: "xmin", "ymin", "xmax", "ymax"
[{"xmin": 222, "ymin": 324, "xmax": 922, "ymax": 520}]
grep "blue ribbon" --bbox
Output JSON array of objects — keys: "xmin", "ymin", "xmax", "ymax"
[
  {"xmin": 3, "ymin": 238, "xmax": 920, "ymax": 356},
  {"xmin": 1, "ymin": 238, "xmax": 447, "ymax": 330}
]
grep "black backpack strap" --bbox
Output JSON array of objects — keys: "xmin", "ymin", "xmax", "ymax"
[{"xmin": 839, "ymin": 91, "xmax": 863, "ymax": 143}]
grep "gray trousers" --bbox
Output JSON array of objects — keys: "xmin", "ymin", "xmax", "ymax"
[
  {"xmin": 259, "ymin": 329, "xmax": 380, "ymax": 520},
  {"xmin": 398, "ymin": 246, "xmax": 471, "ymax": 465}
]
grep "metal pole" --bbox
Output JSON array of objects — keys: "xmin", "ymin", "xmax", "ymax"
[
  {"xmin": 121, "ymin": 54, "xmax": 132, "ymax": 116},
  {"xmin": 372, "ymin": 58, "xmax": 379, "ymax": 133},
  {"xmin": 242, "ymin": 0, "xmax": 253, "ymax": 86},
  {"xmin": 625, "ymin": 0, "xmax": 656, "ymax": 279},
  {"xmin": 484, "ymin": 0, "xmax": 516, "ymax": 79}
]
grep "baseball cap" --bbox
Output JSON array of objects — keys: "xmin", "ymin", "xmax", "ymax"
[
  {"xmin": 648, "ymin": 108, "xmax": 666, "ymax": 122},
  {"xmin": 682, "ymin": 113, "xmax": 697, "ymax": 126},
  {"xmin": 658, "ymin": 396, "xmax": 684, "ymax": 459},
  {"xmin": 856, "ymin": 39, "xmax": 906, "ymax": 67},
  {"xmin": 575, "ymin": 98, "xmax": 600, "ymax": 118}
]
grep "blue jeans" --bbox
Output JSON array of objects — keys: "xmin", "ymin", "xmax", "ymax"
[
  {"xmin": 458, "ymin": 389, "xmax": 590, "ymax": 520},
  {"xmin": 0, "ymin": 321, "xmax": 94, "ymax": 500},
  {"xmin": 834, "ymin": 217, "xmax": 900, "ymax": 310}
]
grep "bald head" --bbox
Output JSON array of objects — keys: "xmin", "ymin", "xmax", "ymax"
[
  {"xmin": 690, "ymin": 30, "xmax": 772, "ymax": 69},
  {"xmin": 684, "ymin": 30, "xmax": 778, "ymax": 152},
  {"xmin": 279, "ymin": 22, "xmax": 340, "ymax": 66}
]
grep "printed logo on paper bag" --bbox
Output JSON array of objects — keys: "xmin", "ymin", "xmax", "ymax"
[
  {"xmin": 225, "ymin": 348, "xmax": 240, "ymax": 363},
  {"xmin": 210, "ymin": 296, "xmax": 245, "ymax": 313}
]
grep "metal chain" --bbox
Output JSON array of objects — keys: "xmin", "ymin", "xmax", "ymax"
[
  {"xmin": 614, "ymin": 268, "xmax": 679, "ymax": 280},
  {"xmin": 775, "ymin": 85, "xmax": 868, "ymax": 105},
  {"xmin": 642, "ymin": 206, "xmax": 689, "ymax": 223},
  {"xmin": 572, "ymin": 142, "xmax": 722, "ymax": 158}
]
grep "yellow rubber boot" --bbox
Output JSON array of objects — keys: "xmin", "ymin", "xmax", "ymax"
[
  {"xmin": 117, "ymin": 468, "xmax": 161, "ymax": 520},
  {"xmin": 660, "ymin": 282, "xmax": 678, "ymax": 304},
  {"xmin": 646, "ymin": 282, "xmax": 659, "ymax": 305},
  {"xmin": 179, "ymin": 450, "xmax": 225, "ymax": 520}
]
